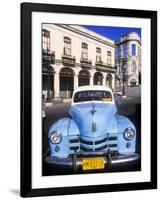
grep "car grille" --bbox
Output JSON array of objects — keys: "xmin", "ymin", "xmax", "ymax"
[{"xmin": 68, "ymin": 133, "xmax": 118, "ymax": 154}]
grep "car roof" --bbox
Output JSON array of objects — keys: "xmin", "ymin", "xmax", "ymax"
[{"xmin": 73, "ymin": 85, "xmax": 113, "ymax": 93}]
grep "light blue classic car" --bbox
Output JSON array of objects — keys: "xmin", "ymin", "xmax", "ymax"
[{"xmin": 45, "ymin": 86, "xmax": 139, "ymax": 171}]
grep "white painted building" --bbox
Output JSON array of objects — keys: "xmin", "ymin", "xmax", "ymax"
[
  {"xmin": 42, "ymin": 24, "xmax": 116, "ymax": 100},
  {"xmin": 115, "ymin": 32, "xmax": 141, "ymax": 90}
]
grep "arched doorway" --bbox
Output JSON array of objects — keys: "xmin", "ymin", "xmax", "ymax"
[
  {"xmin": 130, "ymin": 79, "xmax": 137, "ymax": 87},
  {"xmin": 94, "ymin": 72, "xmax": 103, "ymax": 85},
  {"xmin": 42, "ymin": 65, "xmax": 54, "ymax": 101},
  {"xmin": 59, "ymin": 67, "xmax": 74, "ymax": 98},
  {"xmin": 78, "ymin": 70, "xmax": 90, "ymax": 86},
  {"xmin": 106, "ymin": 73, "xmax": 112, "ymax": 88}
]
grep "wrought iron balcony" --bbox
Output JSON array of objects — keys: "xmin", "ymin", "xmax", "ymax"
[
  {"xmin": 80, "ymin": 58, "xmax": 92, "ymax": 69},
  {"xmin": 42, "ymin": 50, "xmax": 55, "ymax": 65},
  {"xmin": 95, "ymin": 61, "xmax": 116, "ymax": 72},
  {"xmin": 62, "ymin": 54, "xmax": 76, "ymax": 66}
]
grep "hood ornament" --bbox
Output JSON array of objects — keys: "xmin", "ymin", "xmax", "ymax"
[{"xmin": 90, "ymin": 102, "xmax": 97, "ymax": 115}]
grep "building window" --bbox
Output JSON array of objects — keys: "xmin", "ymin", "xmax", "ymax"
[
  {"xmin": 107, "ymin": 51, "xmax": 111, "ymax": 65},
  {"xmin": 131, "ymin": 61, "xmax": 137, "ymax": 74},
  {"xmin": 123, "ymin": 45, "xmax": 127, "ymax": 58},
  {"xmin": 82, "ymin": 42, "xmax": 88, "ymax": 59},
  {"xmin": 42, "ymin": 29, "xmax": 50, "ymax": 52},
  {"xmin": 64, "ymin": 36, "xmax": 71, "ymax": 56},
  {"xmin": 132, "ymin": 44, "xmax": 136, "ymax": 56},
  {"xmin": 96, "ymin": 47, "xmax": 101, "ymax": 62}
]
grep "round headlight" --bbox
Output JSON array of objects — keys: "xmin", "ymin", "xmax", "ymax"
[
  {"xmin": 123, "ymin": 128, "xmax": 135, "ymax": 141},
  {"xmin": 50, "ymin": 131, "xmax": 62, "ymax": 144}
]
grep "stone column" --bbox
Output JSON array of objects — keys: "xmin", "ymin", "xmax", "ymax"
[
  {"xmin": 112, "ymin": 73, "xmax": 115, "ymax": 90},
  {"xmin": 74, "ymin": 71, "xmax": 79, "ymax": 90},
  {"xmin": 90, "ymin": 71, "xmax": 95, "ymax": 86},
  {"xmin": 54, "ymin": 70, "xmax": 60, "ymax": 98},
  {"xmin": 90, "ymin": 75, "xmax": 93, "ymax": 85},
  {"xmin": 103, "ymin": 74, "xmax": 106, "ymax": 86}
]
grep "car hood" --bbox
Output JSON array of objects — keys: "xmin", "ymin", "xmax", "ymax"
[{"xmin": 69, "ymin": 102, "xmax": 118, "ymax": 137}]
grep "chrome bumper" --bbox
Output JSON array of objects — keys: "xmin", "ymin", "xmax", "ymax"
[{"xmin": 45, "ymin": 153, "xmax": 140, "ymax": 171}]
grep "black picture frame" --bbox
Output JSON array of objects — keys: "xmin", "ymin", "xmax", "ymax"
[{"xmin": 21, "ymin": 2, "xmax": 157, "ymax": 197}]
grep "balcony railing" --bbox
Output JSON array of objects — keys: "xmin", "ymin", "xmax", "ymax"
[
  {"xmin": 80, "ymin": 58, "xmax": 92, "ymax": 69},
  {"xmin": 62, "ymin": 54, "xmax": 76, "ymax": 66},
  {"xmin": 42, "ymin": 50, "xmax": 55, "ymax": 65},
  {"xmin": 95, "ymin": 61, "xmax": 116, "ymax": 72}
]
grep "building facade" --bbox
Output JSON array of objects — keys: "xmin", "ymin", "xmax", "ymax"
[
  {"xmin": 115, "ymin": 32, "xmax": 141, "ymax": 91},
  {"xmin": 42, "ymin": 24, "xmax": 116, "ymax": 101}
]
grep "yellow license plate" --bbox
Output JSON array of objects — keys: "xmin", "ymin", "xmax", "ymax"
[{"xmin": 82, "ymin": 157, "xmax": 105, "ymax": 170}]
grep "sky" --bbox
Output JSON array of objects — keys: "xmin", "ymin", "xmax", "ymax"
[{"xmin": 84, "ymin": 25, "xmax": 141, "ymax": 42}]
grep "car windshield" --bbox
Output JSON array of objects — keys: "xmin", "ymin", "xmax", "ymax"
[{"xmin": 73, "ymin": 90, "xmax": 112, "ymax": 103}]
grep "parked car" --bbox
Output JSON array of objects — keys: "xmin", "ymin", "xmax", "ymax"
[{"xmin": 45, "ymin": 86, "xmax": 139, "ymax": 171}]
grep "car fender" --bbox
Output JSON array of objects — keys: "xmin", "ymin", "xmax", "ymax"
[
  {"xmin": 117, "ymin": 115, "xmax": 136, "ymax": 154},
  {"xmin": 48, "ymin": 118, "xmax": 80, "ymax": 158}
]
